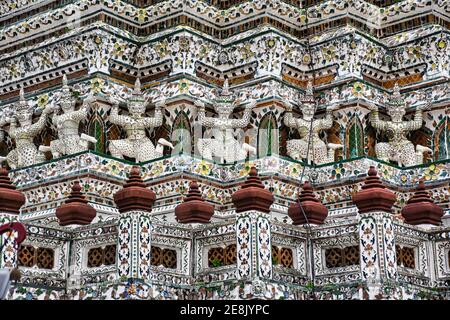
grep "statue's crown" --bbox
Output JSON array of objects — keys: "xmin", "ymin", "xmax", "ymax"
[
  {"xmin": 15, "ymin": 88, "xmax": 32, "ymax": 114},
  {"xmin": 387, "ymin": 83, "xmax": 406, "ymax": 110},
  {"xmin": 60, "ymin": 74, "xmax": 72, "ymax": 99},
  {"xmin": 214, "ymin": 79, "xmax": 235, "ymax": 103},
  {"xmin": 301, "ymin": 81, "xmax": 316, "ymax": 105},
  {"xmin": 213, "ymin": 79, "xmax": 235, "ymax": 113},
  {"xmin": 128, "ymin": 78, "xmax": 146, "ymax": 103}
]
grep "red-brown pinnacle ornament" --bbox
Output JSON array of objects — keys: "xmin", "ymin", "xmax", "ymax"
[
  {"xmin": 113, "ymin": 165, "xmax": 156, "ymax": 213},
  {"xmin": 288, "ymin": 181, "xmax": 328, "ymax": 225},
  {"xmin": 401, "ymin": 179, "xmax": 443, "ymax": 226},
  {"xmin": 231, "ymin": 167, "xmax": 274, "ymax": 213},
  {"xmin": 55, "ymin": 181, "xmax": 96, "ymax": 226},
  {"xmin": 0, "ymin": 167, "xmax": 25, "ymax": 214},
  {"xmin": 175, "ymin": 180, "xmax": 214, "ymax": 223},
  {"xmin": 352, "ymin": 166, "xmax": 396, "ymax": 213}
]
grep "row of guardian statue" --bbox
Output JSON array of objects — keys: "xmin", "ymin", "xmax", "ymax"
[{"xmin": 0, "ymin": 76, "xmax": 431, "ymax": 169}]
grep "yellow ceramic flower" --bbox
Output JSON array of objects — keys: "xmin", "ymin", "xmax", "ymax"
[
  {"xmin": 113, "ymin": 43, "xmax": 126, "ymax": 57},
  {"xmin": 239, "ymin": 162, "xmax": 254, "ymax": 176},
  {"xmin": 37, "ymin": 94, "xmax": 49, "ymax": 108},
  {"xmin": 352, "ymin": 82, "xmax": 364, "ymax": 97},
  {"xmin": 198, "ymin": 160, "xmax": 211, "ymax": 175},
  {"xmin": 424, "ymin": 164, "xmax": 440, "ymax": 181},
  {"xmin": 178, "ymin": 79, "xmax": 190, "ymax": 93},
  {"xmin": 91, "ymin": 78, "xmax": 105, "ymax": 94},
  {"xmin": 155, "ymin": 40, "xmax": 169, "ymax": 58},
  {"xmin": 137, "ymin": 9, "xmax": 147, "ymax": 23}
]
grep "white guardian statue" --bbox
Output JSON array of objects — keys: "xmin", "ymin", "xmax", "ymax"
[
  {"xmin": 284, "ymin": 81, "xmax": 342, "ymax": 165},
  {"xmin": 44, "ymin": 75, "xmax": 97, "ymax": 158},
  {"xmin": 195, "ymin": 79, "xmax": 256, "ymax": 163},
  {"xmin": 369, "ymin": 83, "xmax": 431, "ymax": 167},
  {"xmin": 108, "ymin": 78, "xmax": 173, "ymax": 162},
  {"xmin": 0, "ymin": 89, "xmax": 51, "ymax": 168}
]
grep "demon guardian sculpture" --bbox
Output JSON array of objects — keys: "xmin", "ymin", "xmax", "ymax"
[
  {"xmin": 108, "ymin": 78, "xmax": 173, "ymax": 162},
  {"xmin": 0, "ymin": 89, "xmax": 51, "ymax": 169},
  {"xmin": 284, "ymin": 82, "xmax": 342, "ymax": 165},
  {"xmin": 44, "ymin": 75, "xmax": 97, "ymax": 158},
  {"xmin": 196, "ymin": 79, "xmax": 256, "ymax": 163},
  {"xmin": 369, "ymin": 83, "xmax": 431, "ymax": 167}
]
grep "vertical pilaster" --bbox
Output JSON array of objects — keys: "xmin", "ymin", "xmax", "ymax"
[
  {"xmin": 114, "ymin": 166, "xmax": 156, "ymax": 282},
  {"xmin": 353, "ymin": 166, "xmax": 398, "ymax": 299},
  {"xmin": 235, "ymin": 211, "xmax": 272, "ymax": 280},
  {"xmin": 358, "ymin": 212, "xmax": 397, "ymax": 283},
  {"xmin": 0, "ymin": 214, "xmax": 19, "ymax": 269},
  {"xmin": 232, "ymin": 167, "xmax": 274, "ymax": 282},
  {"xmin": 118, "ymin": 211, "xmax": 152, "ymax": 279}
]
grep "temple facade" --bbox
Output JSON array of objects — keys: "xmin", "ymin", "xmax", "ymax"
[{"xmin": 0, "ymin": 0, "xmax": 449, "ymax": 300}]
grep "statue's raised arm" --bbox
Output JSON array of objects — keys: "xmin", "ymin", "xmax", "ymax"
[
  {"xmin": 195, "ymin": 100, "xmax": 215, "ymax": 128},
  {"xmin": 142, "ymin": 99, "xmax": 164, "ymax": 128},
  {"xmin": 226, "ymin": 99, "xmax": 255, "ymax": 129},
  {"xmin": 283, "ymin": 101, "xmax": 299, "ymax": 128}
]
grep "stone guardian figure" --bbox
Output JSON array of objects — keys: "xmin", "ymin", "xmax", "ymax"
[
  {"xmin": 283, "ymin": 81, "xmax": 342, "ymax": 165},
  {"xmin": 368, "ymin": 83, "xmax": 431, "ymax": 167},
  {"xmin": 43, "ymin": 75, "xmax": 97, "ymax": 158},
  {"xmin": 195, "ymin": 79, "xmax": 256, "ymax": 163},
  {"xmin": 0, "ymin": 89, "xmax": 52, "ymax": 168},
  {"xmin": 108, "ymin": 78, "xmax": 173, "ymax": 162}
]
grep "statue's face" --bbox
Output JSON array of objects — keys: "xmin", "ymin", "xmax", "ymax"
[
  {"xmin": 302, "ymin": 103, "xmax": 315, "ymax": 120},
  {"xmin": 128, "ymin": 101, "xmax": 145, "ymax": 117},
  {"xmin": 215, "ymin": 103, "xmax": 232, "ymax": 119},
  {"xmin": 388, "ymin": 106, "xmax": 405, "ymax": 122},
  {"xmin": 17, "ymin": 111, "xmax": 32, "ymax": 126},
  {"xmin": 60, "ymin": 98, "xmax": 75, "ymax": 113}
]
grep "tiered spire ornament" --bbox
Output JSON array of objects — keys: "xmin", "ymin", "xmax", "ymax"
[
  {"xmin": 43, "ymin": 75, "xmax": 97, "ymax": 158},
  {"xmin": 352, "ymin": 166, "xmax": 396, "ymax": 213},
  {"xmin": 108, "ymin": 78, "xmax": 174, "ymax": 163},
  {"xmin": 0, "ymin": 89, "xmax": 52, "ymax": 168},
  {"xmin": 55, "ymin": 181, "xmax": 96, "ymax": 226},
  {"xmin": 175, "ymin": 181, "xmax": 214, "ymax": 223},
  {"xmin": 283, "ymin": 81, "xmax": 342, "ymax": 165},
  {"xmin": 401, "ymin": 180, "xmax": 443, "ymax": 226},
  {"xmin": 196, "ymin": 79, "xmax": 256, "ymax": 163},
  {"xmin": 288, "ymin": 181, "xmax": 328, "ymax": 225},
  {"xmin": 113, "ymin": 165, "xmax": 156, "ymax": 213},
  {"xmin": 231, "ymin": 166, "xmax": 274, "ymax": 213},
  {"xmin": 368, "ymin": 82, "xmax": 431, "ymax": 167},
  {"xmin": 0, "ymin": 167, "xmax": 26, "ymax": 214}
]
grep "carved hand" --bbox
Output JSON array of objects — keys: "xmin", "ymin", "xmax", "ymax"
[
  {"xmin": 155, "ymin": 99, "xmax": 166, "ymax": 109},
  {"xmin": 194, "ymin": 100, "xmax": 205, "ymax": 111},
  {"xmin": 326, "ymin": 104, "xmax": 338, "ymax": 113},
  {"xmin": 284, "ymin": 101, "xmax": 293, "ymax": 112},
  {"xmin": 42, "ymin": 105, "xmax": 53, "ymax": 115},
  {"xmin": 84, "ymin": 95, "xmax": 96, "ymax": 105},
  {"xmin": 246, "ymin": 99, "xmax": 257, "ymax": 109},
  {"xmin": 417, "ymin": 102, "xmax": 431, "ymax": 111},
  {"xmin": 367, "ymin": 101, "xmax": 378, "ymax": 112}
]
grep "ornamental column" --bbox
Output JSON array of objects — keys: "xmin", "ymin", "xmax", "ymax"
[
  {"xmin": 232, "ymin": 167, "xmax": 274, "ymax": 280},
  {"xmin": 352, "ymin": 166, "xmax": 398, "ymax": 298},
  {"xmin": 0, "ymin": 167, "xmax": 26, "ymax": 269},
  {"xmin": 113, "ymin": 166, "xmax": 156, "ymax": 280}
]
